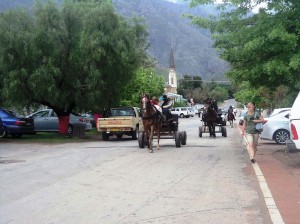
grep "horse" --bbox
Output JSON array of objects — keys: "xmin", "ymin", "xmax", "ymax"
[
  {"xmin": 202, "ymin": 98, "xmax": 218, "ymax": 138},
  {"xmin": 141, "ymin": 94, "xmax": 162, "ymax": 153},
  {"xmin": 227, "ymin": 108, "xmax": 235, "ymax": 128}
]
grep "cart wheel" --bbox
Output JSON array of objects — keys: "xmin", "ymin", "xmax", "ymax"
[
  {"xmin": 138, "ymin": 132, "xmax": 145, "ymax": 148},
  {"xmin": 222, "ymin": 127, "xmax": 227, "ymax": 137},
  {"xmin": 198, "ymin": 126, "xmax": 202, "ymax": 137},
  {"xmin": 181, "ymin": 131, "xmax": 187, "ymax": 145},
  {"xmin": 175, "ymin": 131, "xmax": 181, "ymax": 148}
]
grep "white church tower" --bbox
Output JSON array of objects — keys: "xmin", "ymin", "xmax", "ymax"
[{"xmin": 168, "ymin": 48, "xmax": 177, "ymax": 93}]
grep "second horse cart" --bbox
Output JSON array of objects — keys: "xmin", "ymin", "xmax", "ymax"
[{"xmin": 199, "ymin": 112, "xmax": 227, "ymax": 137}]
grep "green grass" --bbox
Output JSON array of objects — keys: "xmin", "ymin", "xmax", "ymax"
[{"xmin": 0, "ymin": 128, "xmax": 101, "ymax": 144}]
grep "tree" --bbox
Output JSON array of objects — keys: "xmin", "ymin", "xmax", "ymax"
[
  {"xmin": 0, "ymin": 0, "xmax": 149, "ymax": 133},
  {"xmin": 178, "ymin": 75, "xmax": 203, "ymax": 100},
  {"xmin": 121, "ymin": 68, "xmax": 165, "ymax": 107},
  {"xmin": 187, "ymin": 0, "xmax": 300, "ymax": 92}
]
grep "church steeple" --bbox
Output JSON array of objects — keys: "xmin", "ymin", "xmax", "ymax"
[
  {"xmin": 168, "ymin": 47, "xmax": 177, "ymax": 93},
  {"xmin": 169, "ymin": 47, "xmax": 175, "ymax": 70}
]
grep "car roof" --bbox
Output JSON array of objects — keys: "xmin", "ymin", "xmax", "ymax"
[
  {"xmin": 267, "ymin": 110, "xmax": 290, "ymax": 119},
  {"xmin": 269, "ymin": 108, "xmax": 291, "ymax": 117}
]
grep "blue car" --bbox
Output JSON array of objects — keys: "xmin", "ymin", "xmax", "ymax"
[
  {"xmin": 0, "ymin": 108, "xmax": 35, "ymax": 138},
  {"xmin": 0, "ymin": 117, "xmax": 4, "ymax": 137}
]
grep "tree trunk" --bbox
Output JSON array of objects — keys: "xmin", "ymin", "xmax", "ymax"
[{"xmin": 58, "ymin": 116, "xmax": 70, "ymax": 135}]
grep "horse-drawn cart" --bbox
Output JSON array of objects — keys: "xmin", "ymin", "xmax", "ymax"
[
  {"xmin": 199, "ymin": 107, "xmax": 227, "ymax": 138},
  {"xmin": 138, "ymin": 114, "xmax": 187, "ymax": 148},
  {"xmin": 198, "ymin": 122, "xmax": 227, "ymax": 137}
]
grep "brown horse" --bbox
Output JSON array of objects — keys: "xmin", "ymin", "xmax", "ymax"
[{"xmin": 141, "ymin": 94, "xmax": 162, "ymax": 153}]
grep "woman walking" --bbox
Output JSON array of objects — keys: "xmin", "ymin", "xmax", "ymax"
[{"xmin": 241, "ymin": 102, "xmax": 264, "ymax": 163}]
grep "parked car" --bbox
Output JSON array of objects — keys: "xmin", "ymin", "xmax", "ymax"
[
  {"xmin": 287, "ymin": 92, "xmax": 300, "ymax": 150},
  {"xmin": 191, "ymin": 106, "xmax": 199, "ymax": 115},
  {"xmin": 260, "ymin": 110, "xmax": 291, "ymax": 144},
  {"xmin": 81, "ymin": 113, "xmax": 96, "ymax": 128},
  {"xmin": 269, "ymin": 108, "xmax": 291, "ymax": 117},
  {"xmin": 187, "ymin": 107, "xmax": 196, "ymax": 117},
  {"xmin": 238, "ymin": 109, "xmax": 248, "ymax": 125},
  {"xmin": 27, "ymin": 109, "xmax": 92, "ymax": 134},
  {"xmin": 0, "ymin": 117, "xmax": 5, "ymax": 137},
  {"xmin": 0, "ymin": 108, "xmax": 35, "ymax": 138},
  {"xmin": 171, "ymin": 107, "xmax": 190, "ymax": 118}
]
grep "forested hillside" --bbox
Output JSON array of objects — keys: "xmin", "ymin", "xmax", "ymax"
[{"xmin": 0, "ymin": 0, "xmax": 228, "ymax": 80}]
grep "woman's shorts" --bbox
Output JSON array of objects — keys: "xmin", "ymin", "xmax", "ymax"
[{"xmin": 245, "ymin": 133, "xmax": 259, "ymax": 146}]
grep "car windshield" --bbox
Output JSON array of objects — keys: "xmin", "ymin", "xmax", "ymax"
[{"xmin": 110, "ymin": 108, "xmax": 135, "ymax": 116}]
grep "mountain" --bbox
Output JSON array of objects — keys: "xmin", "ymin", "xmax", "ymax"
[
  {"xmin": 114, "ymin": 0, "xmax": 228, "ymax": 81},
  {"xmin": 0, "ymin": 0, "xmax": 229, "ymax": 81}
]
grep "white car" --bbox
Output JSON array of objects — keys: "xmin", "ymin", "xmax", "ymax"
[
  {"xmin": 260, "ymin": 110, "xmax": 291, "ymax": 144},
  {"xmin": 171, "ymin": 107, "xmax": 190, "ymax": 118},
  {"xmin": 187, "ymin": 107, "xmax": 196, "ymax": 117},
  {"xmin": 269, "ymin": 108, "xmax": 291, "ymax": 117},
  {"xmin": 288, "ymin": 92, "xmax": 300, "ymax": 150},
  {"xmin": 238, "ymin": 109, "xmax": 248, "ymax": 125}
]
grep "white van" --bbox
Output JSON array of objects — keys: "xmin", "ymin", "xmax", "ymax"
[{"xmin": 287, "ymin": 92, "xmax": 300, "ymax": 151}]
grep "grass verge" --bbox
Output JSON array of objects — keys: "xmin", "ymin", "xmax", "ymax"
[{"xmin": 0, "ymin": 128, "xmax": 101, "ymax": 143}]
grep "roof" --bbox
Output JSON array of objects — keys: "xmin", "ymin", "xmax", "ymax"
[{"xmin": 169, "ymin": 48, "xmax": 175, "ymax": 70}]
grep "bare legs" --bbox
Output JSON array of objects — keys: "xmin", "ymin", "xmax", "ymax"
[{"xmin": 245, "ymin": 134, "xmax": 259, "ymax": 163}]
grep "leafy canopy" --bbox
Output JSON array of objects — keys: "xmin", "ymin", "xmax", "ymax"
[
  {"xmin": 121, "ymin": 68, "xmax": 165, "ymax": 107},
  {"xmin": 0, "ymin": 0, "xmax": 149, "ymax": 114},
  {"xmin": 186, "ymin": 0, "xmax": 300, "ymax": 91}
]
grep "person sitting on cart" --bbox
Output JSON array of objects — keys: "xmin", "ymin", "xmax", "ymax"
[
  {"xmin": 151, "ymin": 96, "xmax": 162, "ymax": 113},
  {"xmin": 161, "ymin": 95, "xmax": 173, "ymax": 121}
]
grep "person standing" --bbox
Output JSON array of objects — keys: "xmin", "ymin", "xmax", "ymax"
[{"xmin": 241, "ymin": 102, "xmax": 264, "ymax": 163}]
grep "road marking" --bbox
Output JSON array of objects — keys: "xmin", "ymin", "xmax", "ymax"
[{"xmin": 252, "ymin": 163, "xmax": 285, "ymax": 224}]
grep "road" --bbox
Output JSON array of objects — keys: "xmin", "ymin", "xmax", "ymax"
[{"xmin": 0, "ymin": 117, "xmax": 272, "ymax": 224}]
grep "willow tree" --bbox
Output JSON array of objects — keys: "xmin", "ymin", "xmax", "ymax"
[
  {"xmin": 186, "ymin": 0, "xmax": 300, "ymax": 105},
  {"xmin": 121, "ymin": 68, "xmax": 165, "ymax": 107},
  {"xmin": 0, "ymin": 0, "xmax": 149, "ymax": 133}
]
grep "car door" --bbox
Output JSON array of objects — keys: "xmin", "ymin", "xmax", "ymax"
[{"xmin": 32, "ymin": 110, "xmax": 59, "ymax": 131}]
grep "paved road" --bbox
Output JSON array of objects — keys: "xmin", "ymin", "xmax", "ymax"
[{"xmin": 0, "ymin": 117, "xmax": 272, "ymax": 224}]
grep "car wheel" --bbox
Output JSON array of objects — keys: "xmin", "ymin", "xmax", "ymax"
[
  {"xmin": 180, "ymin": 113, "xmax": 184, "ymax": 118},
  {"xmin": 132, "ymin": 126, "xmax": 138, "ymax": 140},
  {"xmin": 102, "ymin": 132, "xmax": 109, "ymax": 141},
  {"xmin": 273, "ymin": 129, "xmax": 290, "ymax": 144},
  {"xmin": 0, "ymin": 127, "xmax": 7, "ymax": 138}
]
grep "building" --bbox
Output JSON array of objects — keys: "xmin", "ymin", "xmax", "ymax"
[
  {"xmin": 164, "ymin": 48, "xmax": 178, "ymax": 94},
  {"xmin": 164, "ymin": 48, "xmax": 187, "ymax": 103}
]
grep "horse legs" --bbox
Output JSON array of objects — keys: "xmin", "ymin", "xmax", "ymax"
[
  {"xmin": 212, "ymin": 123, "xmax": 216, "ymax": 137},
  {"xmin": 145, "ymin": 129, "xmax": 150, "ymax": 150},
  {"xmin": 148, "ymin": 126, "xmax": 154, "ymax": 153},
  {"xmin": 208, "ymin": 122, "xmax": 216, "ymax": 138},
  {"xmin": 157, "ymin": 128, "xmax": 160, "ymax": 150},
  {"xmin": 208, "ymin": 124, "xmax": 213, "ymax": 137}
]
